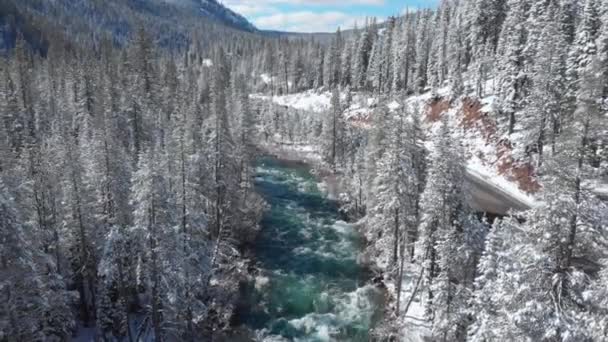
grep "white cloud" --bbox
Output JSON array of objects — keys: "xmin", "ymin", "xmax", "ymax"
[
  {"xmin": 223, "ymin": 0, "xmax": 393, "ymax": 32},
  {"xmin": 253, "ymin": 11, "xmax": 364, "ymax": 32},
  {"xmin": 227, "ymin": 3, "xmax": 278, "ymax": 16},
  {"xmin": 401, "ymin": 6, "xmax": 420, "ymax": 14}
]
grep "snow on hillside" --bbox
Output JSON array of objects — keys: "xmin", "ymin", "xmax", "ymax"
[
  {"xmin": 259, "ymin": 73, "xmax": 273, "ymax": 85},
  {"xmin": 466, "ymin": 159, "xmax": 538, "ymax": 210},
  {"xmin": 391, "ymin": 264, "xmax": 432, "ymax": 342},
  {"xmin": 256, "ymin": 86, "xmax": 540, "ymax": 211},
  {"xmin": 596, "ymin": 183, "xmax": 608, "ymax": 198},
  {"xmin": 253, "ymin": 90, "xmax": 333, "ymax": 112},
  {"xmin": 254, "ymin": 90, "xmax": 381, "ymax": 114}
]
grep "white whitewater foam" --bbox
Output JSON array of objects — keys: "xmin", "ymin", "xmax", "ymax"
[
  {"xmin": 255, "ymin": 275, "xmax": 270, "ymax": 291},
  {"xmin": 331, "ymin": 220, "xmax": 355, "ymax": 235}
]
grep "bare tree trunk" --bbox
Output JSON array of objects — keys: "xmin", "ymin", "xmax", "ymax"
[
  {"xmin": 563, "ymin": 112, "xmax": 589, "ymax": 275},
  {"xmin": 392, "ymin": 207, "xmax": 399, "ymax": 265},
  {"xmin": 358, "ymin": 177, "xmax": 363, "ymax": 215},
  {"xmin": 332, "ymin": 110, "xmax": 337, "ymax": 171},
  {"xmin": 284, "ymin": 62, "xmax": 289, "ymax": 94},
  {"xmin": 403, "ymin": 259, "xmax": 425, "ymax": 317},
  {"xmin": 149, "ymin": 201, "xmax": 163, "ymax": 342},
  {"xmin": 537, "ymin": 113, "xmax": 547, "ymax": 169},
  {"xmin": 215, "ymin": 112, "xmax": 222, "ymax": 238},
  {"xmin": 508, "ymin": 110, "xmax": 516, "ymax": 135},
  {"xmin": 133, "ymin": 107, "xmax": 141, "ymax": 160},
  {"xmin": 72, "ymin": 167, "xmax": 96, "ymax": 325},
  {"xmin": 395, "ymin": 243, "xmax": 406, "ymax": 316},
  {"xmin": 118, "ymin": 258, "xmax": 134, "ymax": 342}
]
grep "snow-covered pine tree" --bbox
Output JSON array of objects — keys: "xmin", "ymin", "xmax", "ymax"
[
  {"xmin": 380, "ymin": 18, "xmax": 396, "ymax": 94},
  {"xmin": 164, "ymin": 96, "xmax": 213, "ymax": 340},
  {"xmin": 565, "ymin": 0, "xmax": 601, "ymax": 120},
  {"xmin": 60, "ymin": 128, "xmax": 98, "ymax": 325},
  {"xmin": 446, "ymin": 3, "xmax": 466, "ymax": 99},
  {"xmin": 414, "ymin": 10, "xmax": 432, "ymax": 93},
  {"xmin": 354, "ymin": 20, "xmax": 375, "ymax": 89},
  {"xmin": 496, "ymin": 0, "xmax": 529, "ymax": 135},
  {"xmin": 233, "ymin": 75, "xmax": 256, "ymax": 192},
  {"xmin": 322, "ymin": 87, "xmax": 345, "ymax": 170},
  {"xmin": 97, "ymin": 225, "xmax": 133, "ymax": 341},
  {"xmin": 130, "ymin": 146, "xmax": 176, "ymax": 342},
  {"xmin": 427, "ymin": 3, "xmax": 450, "ymax": 96},
  {"xmin": 468, "ymin": 218, "xmax": 502, "ymax": 341},
  {"xmin": 340, "ymin": 31, "xmax": 355, "ymax": 87},
  {"xmin": 0, "ymin": 177, "xmax": 44, "ymax": 340},
  {"xmin": 93, "ymin": 62, "xmax": 136, "ymax": 341},
  {"xmin": 468, "ymin": 0, "xmax": 507, "ymax": 56},
  {"xmin": 416, "ymin": 116, "xmax": 485, "ymax": 341},
  {"xmin": 471, "ymin": 55, "xmax": 608, "ymax": 342},
  {"xmin": 3, "ymin": 50, "xmax": 25, "ymax": 154},
  {"xmin": 518, "ymin": 1, "xmax": 568, "ymax": 168},
  {"xmin": 597, "ymin": 5, "xmax": 608, "ymax": 106}
]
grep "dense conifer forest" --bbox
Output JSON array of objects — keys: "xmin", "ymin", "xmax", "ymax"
[{"xmin": 0, "ymin": 0, "xmax": 607, "ymax": 341}]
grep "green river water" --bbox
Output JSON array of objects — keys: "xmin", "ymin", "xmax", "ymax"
[{"xmin": 232, "ymin": 157, "xmax": 384, "ymax": 341}]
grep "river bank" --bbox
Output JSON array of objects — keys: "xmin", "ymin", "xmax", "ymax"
[
  {"xmin": 222, "ymin": 155, "xmax": 386, "ymax": 341},
  {"xmin": 255, "ymin": 143, "xmax": 425, "ymax": 340}
]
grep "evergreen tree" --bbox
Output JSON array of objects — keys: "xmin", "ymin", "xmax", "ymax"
[
  {"xmin": 416, "ymin": 117, "xmax": 484, "ymax": 341},
  {"xmin": 471, "ymin": 55, "xmax": 608, "ymax": 342},
  {"xmin": 519, "ymin": 2, "xmax": 568, "ymax": 168},
  {"xmin": 322, "ymin": 87, "xmax": 345, "ymax": 170},
  {"xmin": 61, "ymin": 130, "xmax": 98, "ymax": 325},
  {"xmin": 469, "ymin": 0, "xmax": 507, "ymax": 55},
  {"xmin": 130, "ymin": 146, "xmax": 175, "ymax": 342},
  {"xmin": 565, "ymin": 0, "xmax": 601, "ymax": 119},
  {"xmin": 354, "ymin": 21, "xmax": 375, "ymax": 89},
  {"xmin": 496, "ymin": 0, "xmax": 529, "ymax": 134},
  {"xmin": 414, "ymin": 10, "xmax": 432, "ymax": 93},
  {"xmin": 0, "ymin": 176, "xmax": 75, "ymax": 341}
]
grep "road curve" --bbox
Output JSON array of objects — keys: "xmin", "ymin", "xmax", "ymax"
[{"xmin": 465, "ymin": 166, "xmax": 536, "ymax": 216}]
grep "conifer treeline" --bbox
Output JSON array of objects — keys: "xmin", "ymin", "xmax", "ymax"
[
  {"xmin": 1, "ymin": 0, "xmax": 608, "ymax": 340},
  {"xmin": 0, "ymin": 27, "xmax": 264, "ymax": 340},
  {"xmin": 253, "ymin": 1, "xmax": 608, "ymax": 340},
  {"xmin": 252, "ymin": 0, "xmax": 608, "ymax": 148}
]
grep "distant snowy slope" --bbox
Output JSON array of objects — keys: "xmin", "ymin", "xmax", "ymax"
[
  {"xmin": 131, "ymin": 0, "xmax": 257, "ymax": 32},
  {"xmin": 0, "ymin": 0, "xmax": 257, "ymax": 51},
  {"xmin": 193, "ymin": 0, "xmax": 257, "ymax": 32}
]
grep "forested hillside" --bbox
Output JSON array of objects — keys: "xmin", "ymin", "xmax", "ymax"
[
  {"xmin": 246, "ymin": 0, "xmax": 608, "ymax": 340},
  {"xmin": 0, "ymin": 0, "xmax": 256, "ymax": 52},
  {"xmin": 0, "ymin": 28, "xmax": 267, "ymax": 340},
  {"xmin": 1, "ymin": 0, "xmax": 608, "ymax": 341}
]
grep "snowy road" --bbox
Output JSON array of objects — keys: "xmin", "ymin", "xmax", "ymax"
[
  {"xmin": 592, "ymin": 182, "xmax": 608, "ymax": 201},
  {"xmin": 465, "ymin": 165, "xmax": 536, "ymax": 215},
  {"xmin": 465, "ymin": 168, "xmax": 608, "ymax": 215}
]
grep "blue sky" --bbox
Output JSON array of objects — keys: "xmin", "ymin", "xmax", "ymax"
[{"xmin": 223, "ymin": 0, "xmax": 439, "ymax": 33}]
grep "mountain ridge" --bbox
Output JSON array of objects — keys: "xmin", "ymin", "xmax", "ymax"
[{"xmin": 0, "ymin": 0, "xmax": 257, "ymax": 52}]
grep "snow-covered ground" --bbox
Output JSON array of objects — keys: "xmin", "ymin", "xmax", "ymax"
[
  {"xmin": 259, "ymin": 140, "xmax": 322, "ymax": 164},
  {"xmin": 252, "ymin": 90, "xmax": 334, "ymax": 112},
  {"xmin": 256, "ymin": 73, "xmax": 293, "ymax": 89},
  {"xmin": 251, "ymin": 86, "xmax": 557, "ymax": 341},
  {"xmin": 367, "ymin": 226, "xmax": 431, "ymax": 342},
  {"xmin": 596, "ymin": 183, "xmax": 608, "ymax": 197},
  {"xmin": 466, "ymin": 160, "xmax": 538, "ymax": 214},
  {"xmin": 257, "ymin": 87, "xmax": 539, "ymax": 215},
  {"xmin": 588, "ymin": 179, "xmax": 608, "ymax": 200},
  {"xmin": 391, "ymin": 264, "xmax": 431, "ymax": 342},
  {"xmin": 259, "ymin": 73, "xmax": 273, "ymax": 85},
  {"xmin": 253, "ymin": 89, "xmax": 381, "ymax": 115}
]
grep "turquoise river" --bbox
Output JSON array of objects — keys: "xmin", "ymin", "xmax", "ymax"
[{"xmin": 232, "ymin": 157, "xmax": 384, "ymax": 341}]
